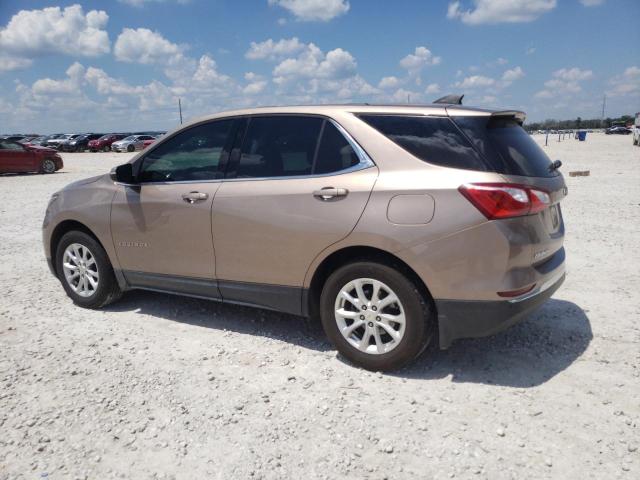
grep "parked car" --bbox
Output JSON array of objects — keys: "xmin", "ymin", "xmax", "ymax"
[
  {"xmin": 45, "ymin": 134, "xmax": 72, "ymax": 149},
  {"xmin": 56, "ymin": 134, "xmax": 85, "ymax": 151},
  {"xmin": 633, "ymin": 114, "xmax": 640, "ymax": 146},
  {"xmin": 111, "ymin": 135, "xmax": 156, "ymax": 152},
  {"xmin": 605, "ymin": 126, "xmax": 631, "ymax": 135},
  {"xmin": 88, "ymin": 134, "xmax": 129, "ymax": 152},
  {"xmin": 142, "ymin": 136, "xmax": 159, "ymax": 149},
  {"xmin": 1, "ymin": 139, "xmax": 63, "ymax": 174},
  {"xmin": 43, "ymin": 103, "xmax": 567, "ymax": 371},
  {"xmin": 62, "ymin": 133, "xmax": 104, "ymax": 152}
]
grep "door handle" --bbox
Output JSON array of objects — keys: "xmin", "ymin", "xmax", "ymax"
[
  {"xmin": 313, "ymin": 187, "xmax": 348, "ymax": 201},
  {"xmin": 181, "ymin": 191, "xmax": 209, "ymax": 204}
]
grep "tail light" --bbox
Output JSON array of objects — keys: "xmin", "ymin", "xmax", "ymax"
[{"xmin": 459, "ymin": 183, "xmax": 551, "ymax": 220}]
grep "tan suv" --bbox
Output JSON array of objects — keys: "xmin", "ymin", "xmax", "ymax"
[{"xmin": 43, "ymin": 103, "xmax": 566, "ymax": 371}]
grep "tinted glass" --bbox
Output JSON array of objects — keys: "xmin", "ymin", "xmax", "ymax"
[
  {"xmin": 234, "ymin": 116, "xmax": 323, "ymax": 178},
  {"xmin": 138, "ymin": 120, "xmax": 233, "ymax": 182},
  {"xmin": 0, "ymin": 141, "xmax": 24, "ymax": 151},
  {"xmin": 314, "ymin": 122, "xmax": 360, "ymax": 174},
  {"xmin": 453, "ymin": 116, "xmax": 556, "ymax": 177},
  {"xmin": 359, "ymin": 115, "xmax": 487, "ymax": 171}
]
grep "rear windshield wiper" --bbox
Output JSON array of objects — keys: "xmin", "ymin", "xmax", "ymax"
[{"xmin": 549, "ymin": 159, "xmax": 562, "ymax": 172}]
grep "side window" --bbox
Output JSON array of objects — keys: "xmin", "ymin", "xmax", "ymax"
[
  {"xmin": 0, "ymin": 141, "xmax": 24, "ymax": 151},
  {"xmin": 234, "ymin": 116, "xmax": 323, "ymax": 178},
  {"xmin": 314, "ymin": 122, "xmax": 360, "ymax": 174},
  {"xmin": 138, "ymin": 120, "xmax": 233, "ymax": 182},
  {"xmin": 359, "ymin": 115, "xmax": 488, "ymax": 171}
]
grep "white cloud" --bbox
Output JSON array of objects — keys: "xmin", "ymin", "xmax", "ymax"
[
  {"xmin": 399, "ymin": 46, "xmax": 441, "ymax": 74},
  {"xmin": 0, "ymin": 4, "xmax": 110, "ymax": 69},
  {"xmin": 0, "ymin": 53, "xmax": 32, "ymax": 72},
  {"xmin": 268, "ymin": 0, "xmax": 350, "ymax": 22},
  {"xmin": 273, "ymin": 44, "xmax": 357, "ymax": 83},
  {"xmin": 378, "ymin": 76, "xmax": 401, "ymax": 89},
  {"xmin": 526, "ymin": 46, "xmax": 537, "ymax": 55},
  {"xmin": 246, "ymin": 37, "xmax": 306, "ymax": 60},
  {"xmin": 447, "ymin": 0, "xmax": 556, "ymax": 25},
  {"xmin": 607, "ymin": 66, "xmax": 640, "ymax": 97},
  {"xmin": 425, "ymin": 83, "xmax": 441, "ymax": 95},
  {"xmin": 501, "ymin": 66, "xmax": 524, "ymax": 85},
  {"xmin": 454, "ymin": 75, "xmax": 495, "ymax": 89},
  {"xmin": 114, "ymin": 28, "xmax": 183, "ymax": 64},
  {"xmin": 579, "ymin": 0, "xmax": 605, "ymax": 6},
  {"xmin": 534, "ymin": 67, "xmax": 593, "ymax": 98}
]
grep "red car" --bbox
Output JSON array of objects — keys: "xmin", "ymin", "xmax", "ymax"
[
  {"xmin": 88, "ymin": 134, "xmax": 128, "ymax": 152},
  {"xmin": 142, "ymin": 137, "xmax": 157, "ymax": 149},
  {"xmin": 0, "ymin": 139, "xmax": 63, "ymax": 174}
]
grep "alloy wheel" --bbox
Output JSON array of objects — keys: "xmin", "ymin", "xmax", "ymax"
[
  {"xmin": 334, "ymin": 278, "xmax": 406, "ymax": 355},
  {"xmin": 62, "ymin": 243, "xmax": 99, "ymax": 298},
  {"xmin": 42, "ymin": 159, "xmax": 56, "ymax": 173}
]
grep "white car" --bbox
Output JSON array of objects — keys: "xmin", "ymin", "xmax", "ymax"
[
  {"xmin": 633, "ymin": 113, "xmax": 640, "ymax": 146},
  {"xmin": 111, "ymin": 135, "xmax": 156, "ymax": 152}
]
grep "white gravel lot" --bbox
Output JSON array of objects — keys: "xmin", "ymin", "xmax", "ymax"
[{"xmin": 1, "ymin": 134, "xmax": 639, "ymax": 480}]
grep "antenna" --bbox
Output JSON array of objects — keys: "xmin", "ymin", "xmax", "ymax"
[{"xmin": 178, "ymin": 98, "xmax": 183, "ymax": 125}]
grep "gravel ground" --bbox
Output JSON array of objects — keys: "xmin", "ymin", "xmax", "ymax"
[{"xmin": 1, "ymin": 134, "xmax": 639, "ymax": 480}]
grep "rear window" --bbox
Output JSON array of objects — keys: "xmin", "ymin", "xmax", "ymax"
[
  {"xmin": 358, "ymin": 115, "xmax": 488, "ymax": 171},
  {"xmin": 453, "ymin": 116, "xmax": 556, "ymax": 177}
]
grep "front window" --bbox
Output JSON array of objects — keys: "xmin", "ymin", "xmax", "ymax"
[
  {"xmin": 0, "ymin": 140, "xmax": 25, "ymax": 151},
  {"xmin": 138, "ymin": 119, "xmax": 234, "ymax": 182}
]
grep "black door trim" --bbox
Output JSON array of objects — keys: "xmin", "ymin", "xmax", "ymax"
[{"xmin": 122, "ymin": 271, "xmax": 306, "ymax": 316}]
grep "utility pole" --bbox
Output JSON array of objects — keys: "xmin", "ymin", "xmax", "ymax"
[
  {"xmin": 601, "ymin": 94, "xmax": 606, "ymax": 128},
  {"xmin": 178, "ymin": 98, "xmax": 183, "ymax": 125}
]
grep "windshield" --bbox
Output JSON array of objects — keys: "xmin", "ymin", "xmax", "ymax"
[
  {"xmin": 122, "ymin": 136, "xmax": 136, "ymax": 141},
  {"xmin": 452, "ymin": 116, "xmax": 557, "ymax": 178}
]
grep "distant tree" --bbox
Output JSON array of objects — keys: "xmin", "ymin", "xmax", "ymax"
[{"xmin": 576, "ymin": 117, "xmax": 582, "ymax": 129}]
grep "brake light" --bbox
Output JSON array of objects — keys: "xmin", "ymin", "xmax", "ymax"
[{"xmin": 459, "ymin": 183, "xmax": 551, "ymax": 219}]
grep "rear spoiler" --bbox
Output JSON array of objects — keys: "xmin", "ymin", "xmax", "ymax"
[{"xmin": 491, "ymin": 110, "xmax": 526, "ymax": 124}]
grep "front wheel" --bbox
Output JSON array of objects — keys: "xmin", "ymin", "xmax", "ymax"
[
  {"xmin": 102, "ymin": 145, "xmax": 110, "ymax": 152},
  {"xmin": 320, "ymin": 261, "xmax": 434, "ymax": 371},
  {"xmin": 55, "ymin": 231, "xmax": 122, "ymax": 309},
  {"xmin": 127, "ymin": 144, "xmax": 134, "ymax": 152},
  {"xmin": 41, "ymin": 158, "xmax": 56, "ymax": 173}
]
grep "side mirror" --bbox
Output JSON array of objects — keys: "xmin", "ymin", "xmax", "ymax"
[{"xmin": 110, "ymin": 163, "xmax": 135, "ymax": 184}]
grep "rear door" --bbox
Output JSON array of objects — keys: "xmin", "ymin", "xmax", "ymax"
[
  {"xmin": 211, "ymin": 115, "xmax": 378, "ymax": 311},
  {"xmin": 110, "ymin": 119, "xmax": 235, "ymax": 296}
]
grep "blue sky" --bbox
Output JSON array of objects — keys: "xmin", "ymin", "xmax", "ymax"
[{"xmin": 1, "ymin": 0, "xmax": 638, "ymax": 133}]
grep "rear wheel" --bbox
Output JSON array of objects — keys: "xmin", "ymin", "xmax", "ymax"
[
  {"xmin": 127, "ymin": 144, "xmax": 135, "ymax": 152},
  {"xmin": 55, "ymin": 231, "xmax": 122, "ymax": 309},
  {"xmin": 320, "ymin": 261, "xmax": 434, "ymax": 371},
  {"xmin": 102, "ymin": 145, "xmax": 110, "ymax": 152},
  {"xmin": 41, "ymin": 158, "xmax": 56, "ymax": 174}
]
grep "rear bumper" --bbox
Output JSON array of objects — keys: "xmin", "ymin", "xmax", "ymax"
[{"xmin": 435, "ymin": 266, "xmax": 565, "ymax": 349}]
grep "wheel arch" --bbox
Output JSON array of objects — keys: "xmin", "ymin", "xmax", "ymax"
[
  {"xmin": 306, "ymin": 245, "xmax": 435, "ymax": 320},
  {"xmin": 49, "ymin": 220, "xmax": 107, "ymax": 276}
]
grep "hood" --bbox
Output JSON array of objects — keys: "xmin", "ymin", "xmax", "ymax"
[{"xmin": 62, "ymin": 174, "xmax": 105, "ymax": 191}]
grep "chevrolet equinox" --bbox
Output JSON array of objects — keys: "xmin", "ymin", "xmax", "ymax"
[{"xmin": 43, "ymin": 102, "xmax": 566, "ymax": 371}]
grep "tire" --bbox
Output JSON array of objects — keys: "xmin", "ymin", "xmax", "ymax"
[
  {"xmin": 55, "ymin": 231, "xmax": 122, "ymax": 309},
  {"xmin": 319, "ymin": 261, "xmax": 434, "ymax": 371},
  {"xmin": 41, "ymin": 158, "xmax": 56, "ymax": 174},
  {"xmin": 103, "ymin": 145, "xmax": 110, "ymax": 152},
  {"xmin": 127, "ymin": 144, "xmax": 134, "ymax": 152}
]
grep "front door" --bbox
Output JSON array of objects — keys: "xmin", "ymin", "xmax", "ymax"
[
  {"xmin": 211, "ymin": 115, "xmax": 378, "ymax": 312},
  {"xmin": 110, "ymin": 118, "xmax": 235, "ymax": 297},
  {"xmin": 0, "ymin": 140, "xmax": 36, "ymax": 173}
]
